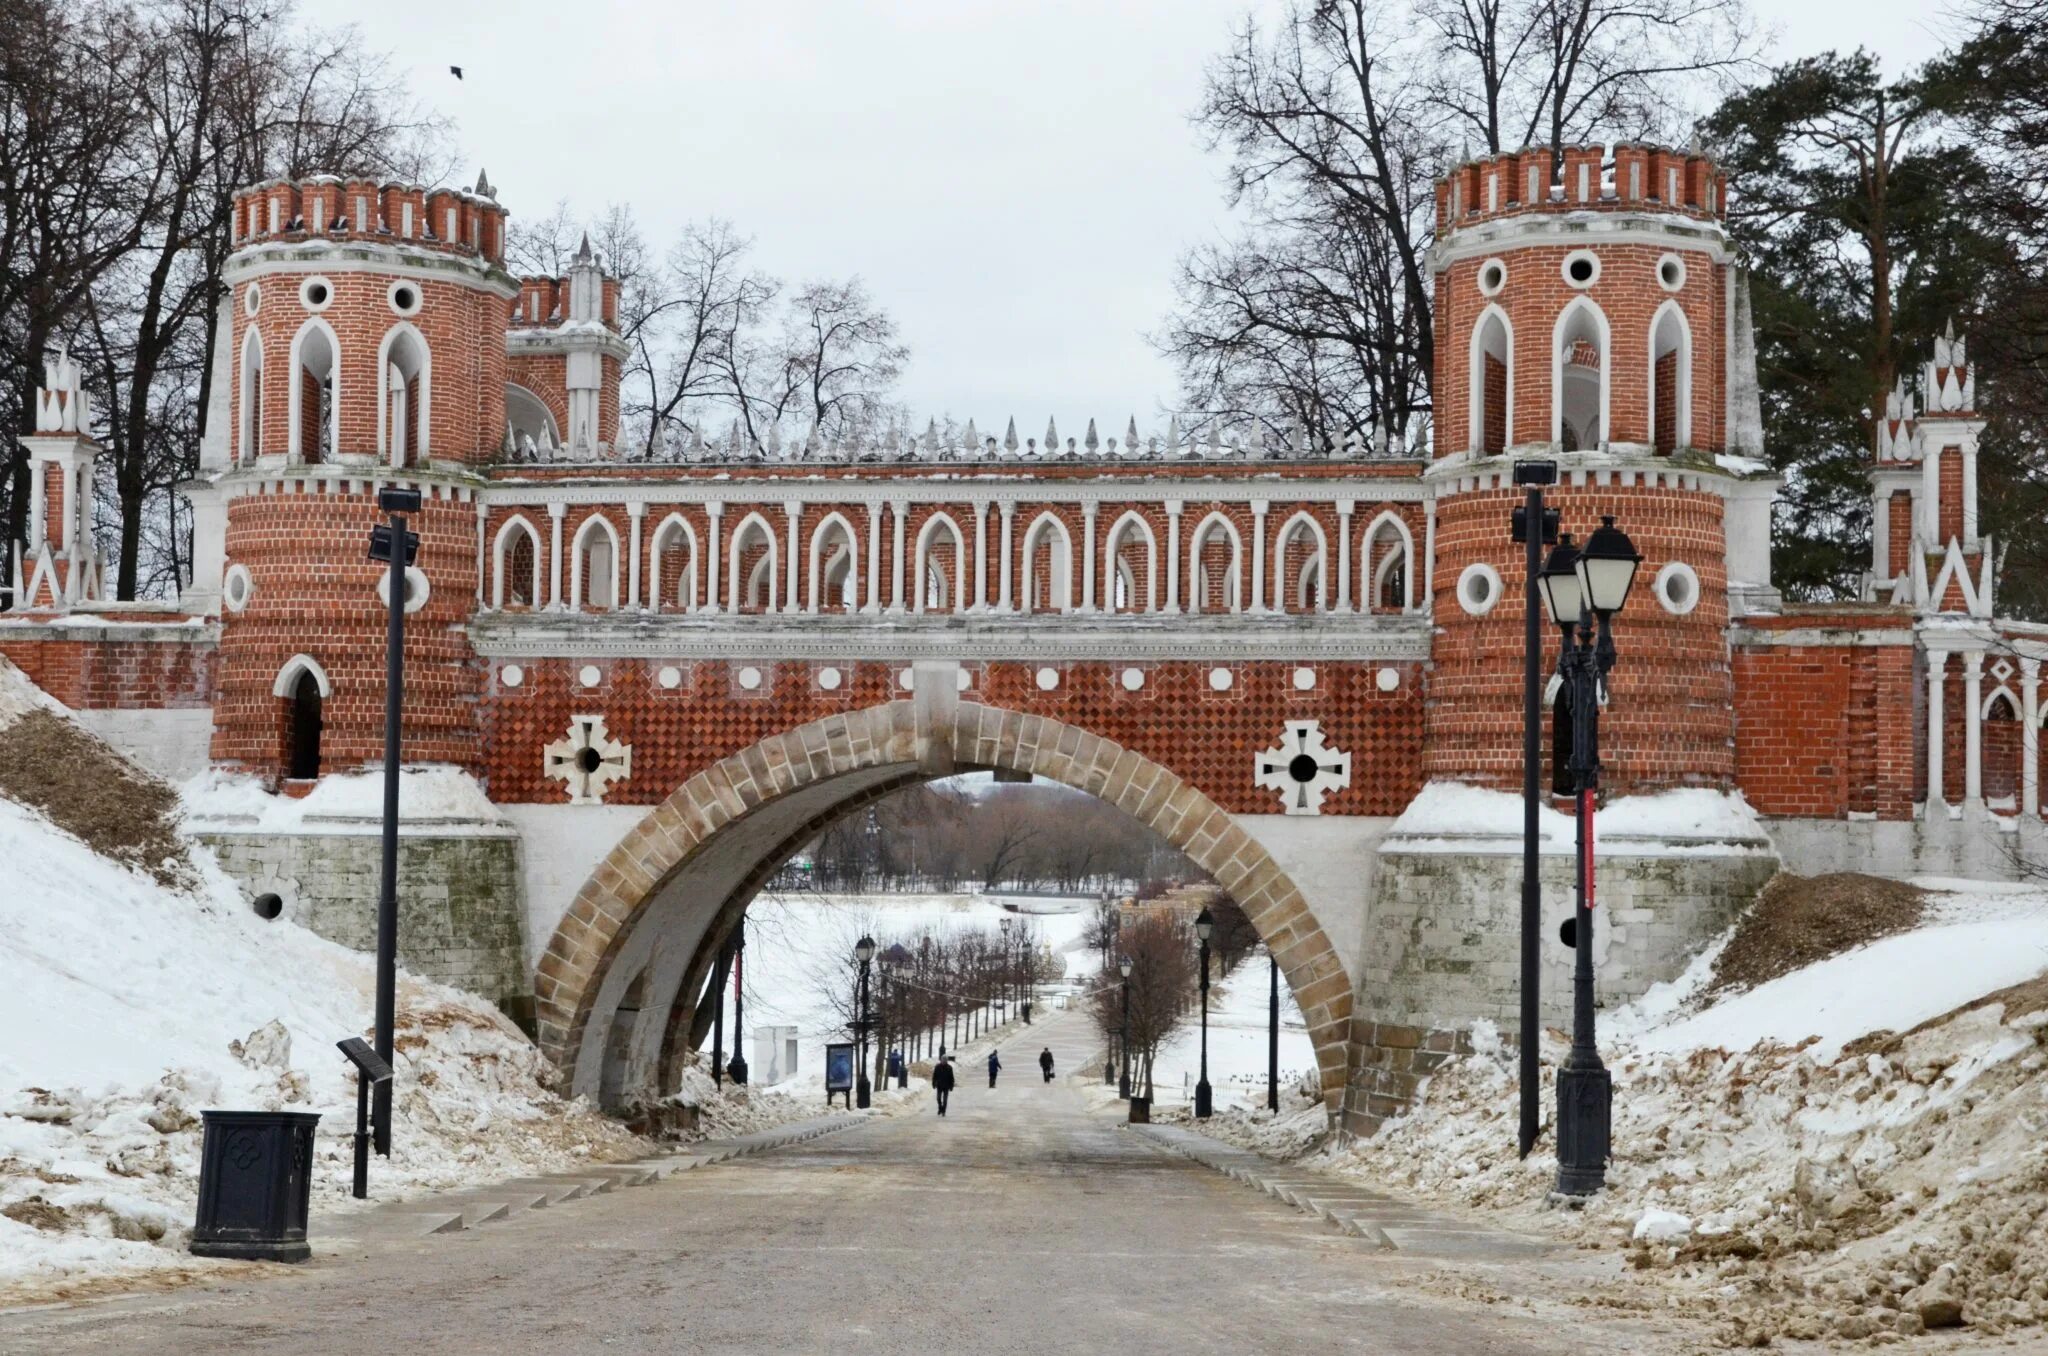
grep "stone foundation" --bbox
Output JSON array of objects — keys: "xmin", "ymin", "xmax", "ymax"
[{"xmin": 201, "ymin": 830, "xmax": 531, "ymax": 1026}]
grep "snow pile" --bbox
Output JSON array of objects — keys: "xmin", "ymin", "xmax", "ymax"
[
  {"xmin": 1321, "ymin": 879, "xmax": 2048, "ymax": 1345},
  {"xmin": 1382, "ymin": 780, "xmax": 1772, "ymax": 856},
  {"xmin": 181, "ymin": 764, "xmax": 507, "ymax": 832},
  {"xmin": 0, "ymin": 679, "xmax": 646, "ymax": 1304},
  {"xmin": 665, "ymin": 1059, "xmax": 830, "ymax": 1139}
]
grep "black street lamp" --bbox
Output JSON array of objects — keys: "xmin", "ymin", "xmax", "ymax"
[
  {"xmin": 1540, "ymin": 514, "xmax": 1642, "ymax": 1197},
  {"xmin": 1266, "ymin": 950, "xmax": 1280, "ymax": 1114},
  {"xmin": 999, "ymin": 915, "xmax": 1013, "ymax": 1022},
  {"xmin": 882, "ymin": 942, "xmax": 912, "ymax": 1088},
  {"xmin": 1510, "ymin": 458, "xmax": 1558, "ymax": 1159},
  {"xmin": 1117, "ymin": 954, "xmax": 1133, "ymax": 1099},
  {"xmin": 1194, "ymin": 906, "xmax": 1214, "ymax": 1119},
  {"xmin": 727, "ymin": 924, "xmax": 748, "ymax": 1086},
  {"xmin": 854, "ymin": 934, "xmax": 876, "ymax": 1110},
  {"xmin": 363, "ymin": 484, "xmax": 419, "ymax": 1163}
]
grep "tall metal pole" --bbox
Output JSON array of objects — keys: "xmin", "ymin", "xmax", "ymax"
[
  {"xmin": 1118, "ymin": 978, "xmax": 1131, "ymax": 1100},
  {"xmin": 1267, "ymin": 952, "xmax": 1280, "ymax": 1113},
  {"xmin": 372, "ymin": 507, "xmax": 406, "ymax": 1157},
  {"xmin": 1556, "ymin": 614, "xmax": 1613, "ymax": 1195},
  {"xmin": 710, "ymin": 943, "xmax": 727, "ymax": 1087},
  {"xmin": 728, "ymin": 927, "xmax": 748, "ymax": 1085},
  {"xmin": 1517, "ymin": 475, "xmax": 1547, "ymax": 1160},
  {"xmin": 1194, "ymin": 937, "xmax": 1212, "ymax": 1118},
  {"xmin": 855, "ymin": 958, "xmax": 872, "ymax": 1110}
]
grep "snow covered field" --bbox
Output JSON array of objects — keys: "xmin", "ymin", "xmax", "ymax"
[{"xmin": 1143, "ymin": 953, "xmax": 1317, "ymax": 1109}]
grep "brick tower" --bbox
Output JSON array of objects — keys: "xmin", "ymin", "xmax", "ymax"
[
  {"xmin": 1421, "ymin": 142, "xmax": 1772, "ymax": 796},
  {"xmin": 202, "ymin": 173, "xmax": 519, "ymax": 780}
]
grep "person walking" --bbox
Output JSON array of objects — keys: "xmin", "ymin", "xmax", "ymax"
[
  {"xmin": 931, "ymin": 1055, "xmax": 955, "ymax": 1117},
  {"xmin": 987, "ymin": 1049, "xmax": 1002, "ymax": 1089},
  {"xmin": 1038, "ymin": 1046, "xmax": 1055, "ymax": 1083}
]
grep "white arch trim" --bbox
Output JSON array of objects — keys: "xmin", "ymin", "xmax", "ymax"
[
  {"xmin": 1186, "ymin": 510, "xmax": 1244, "ymax": 612},
  {"xmin": 1102, "ymin": 510, "xmax": 1159, "ymax": 612},
  {"xmin": 570, "ymin": 513, "xmax": 622, "ymax": 610},
  {"xmin": 238, "ymin": 326, "xmax": 265, "ymax": 463},
  {"xmin": 1359, "ymin": 509, "xmax": 1417, "ymax": 613},
  {"xmin": 1020, "ymin": 511, "xmax": 1074, "ymax": 612},
  {"xmin": 647, "ymin": 512, "xmax": 700, "ymax": 611},
  {"xmin": 272, "ymin": 653, "xmax": 332, "ymax": 700},
  {"xmin": 1270, "ymin": 510, "xmax": 1330, "ymax": 613},
  {"xmin": 1983, "ymin": 685, "xmax": 2022, "ymax": 721},
  {"xmin": 490, "ymin": 515, "xmax": 544, "ymax": 609},
  {"xmin": 505, "ymin": 381, "xmax": 561, "ymax": 453},
  {"xmin": 285, "ymin": 315, "xmax": 342, "ymax": 464},
  {"xmin": 1648, "ymin": 299, "xmax": 1694, "ymax": 451},
  {"xmin": 807, "ymin": 510, "xmax": 863, "ymax": 613},
  {"xmin": 376, "ymin": 320, "xmax": 434, "ymax": 466},
  {"xmin": 910, "ymin": 511, "xmax": 968, "ymax": 614},
  {"xmin": 1551, "ymin": 295, "xmax": 1612, "ymax": 448},
  {"xmin": 1467, "ymin": 303, "xmax": 1514, "ymax": 452},
  {"xmin": 726, "ymin": 511, "xmax": 781, "ymax": 612}
]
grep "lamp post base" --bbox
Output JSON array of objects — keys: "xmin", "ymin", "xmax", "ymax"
[
  {"xmin": 855, "ymin": 1076, "xmax": 871, "ymax": 1110},
  {"xmin": 727, "ymin": 1054, "xmax": 748, "ymax": 1087},
  {"xmin": 1554, "ymin": 1058, "xmax": 1611, "ymax": 1196},
  {"xmin": 1194, "ymin": 1079, "xmax": 1213, "ymax": 1119}
]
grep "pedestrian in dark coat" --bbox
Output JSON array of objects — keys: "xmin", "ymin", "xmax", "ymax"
[
  {"xmin": 1038, "ymin": 1047, "xmax": 1055, "ymax": 1082},
  {"xmin": 931, "ymin": 1056, "xmax": 955, "ymax": 1116},
  {"xmin": 987, "ymin": 1050, "xmax": 1002, "ymax": 1088}
]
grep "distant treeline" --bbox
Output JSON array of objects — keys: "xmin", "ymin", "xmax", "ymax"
[{"xmin": 768, "ymin": 779, "xmax": 1197, "ymax": 894}]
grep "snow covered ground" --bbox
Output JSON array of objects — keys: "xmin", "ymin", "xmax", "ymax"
[
  {"xmin": 1143, "ymin": 951, "xmax": 1317, "ymax": 1110},
  {"xmin": 732, "ymin": 890, "xmax": 1097, "ymax": 1088},
  {"xmin": 1242, "ymin": 877, "xmax": 2048, "ymax": 1346}
]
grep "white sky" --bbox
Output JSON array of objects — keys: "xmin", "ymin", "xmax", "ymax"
[{"xmin": 336, "ymin": 0, "xmax": 1945, "ymax": 437}]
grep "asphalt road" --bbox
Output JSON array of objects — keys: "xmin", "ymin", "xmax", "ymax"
[{"xmin": 0, "ymin": 1016, "xmax": 1698, "ymax": 1355}]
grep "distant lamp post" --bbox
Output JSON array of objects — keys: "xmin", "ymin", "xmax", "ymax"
[
  {"xmin": 1542, "ymin": 515, "xmax": 1642, "ymax": 1197},
  {"xmin": 1193, "ymin": 906, "xmax": 1214, "ymax": 1119},
  {"xmin": 727, "ymin": 924, "xmax": 748, "ymax": 1086},
  {"xmin": 882, "ymin": 943, "xmax": 912, "ymax": 1088},
  {"xmin": 1266, "ymin": 950, "xmax": 1280, "ymax": 1114},
  {"xmin": 854, "ymin": 934, "xmax": 876, "ymax": 1110},
  {"xmin": 999, "ymin": 915, "xmax": 1013, "ymax": 1020},
  {"xmin": 1117, "ymin": 954, "xmax": 1134, "ymax": 1100}
]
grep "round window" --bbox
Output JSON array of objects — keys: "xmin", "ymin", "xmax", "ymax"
[
  {"xmin": 375, "ymin": 566, "xmax": 429, "ymax": 614},
  {"xmin": 1561, "ymin": 251, "xmax": 1600, "ymax": 289},
  {"xmin": 1120, "ymin": 667, "xmax": 1145, "ymax": 691},
  {"xmin": 243, "ymin": 282, "xmax": 261, "ymax": 317},
  {"xmin": 736, "ymin": 665, "xmax": 762, "ymax": 691},
  {"xmin": 1208, "ymin": 667, "xmax": 1235, "ymax": 692},
  {"xmin": 500, "ymin": 664, "xmax": 525, "ymax": 689},
  {"xmin": 1655, "ymin": 561, "xmax": 1701, "ymax": 615},
  {"xmin": 299, "ymin": 276, "xmax": 333, "ymax": 311},
  {"xmin": 1477, "ymin": 258, "xmax": 1507, "ymax": 297},
  {"xmin": 1657, "ymin": 254, "xmax": 1687, "ymax": 292},
  {"xmin": 1457, "ymin": 562, "xmax": 1504, "ymax": 616},
  {"xmin": 818, "ymin": 666, "xmax": 843, "ymax": 691},
  {"xmin": 222, "ymin": 563, "xmax": 254, "ymax": 612},
  {"xmin": 658, "ymin": 665, "xmax": 684, "ymax": 690},
  {"xmin": 1034, "ymin": 667, "xmax": 1060, "ymax": 691},
  {"xmin": 388, "ymin": 280, "xmax": 422, "ymax": 316}
]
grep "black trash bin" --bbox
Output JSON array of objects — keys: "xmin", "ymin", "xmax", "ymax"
[
  {"xmin": 190, "ymin": 1110, "xmax": 321, "ymax": 1262},
  {"xmin": 1127, "ymin": 1095, "xmax": 1151, "ymax": 1124}
]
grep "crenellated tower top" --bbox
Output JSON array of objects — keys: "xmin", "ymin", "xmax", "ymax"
[
  {"xmin": 1434, "ymin": 141, "xmax": 1728, "ymax": 236},
  {"xmin": 230, "ymin": 170, "xmax": 511, "ymax": 267}
]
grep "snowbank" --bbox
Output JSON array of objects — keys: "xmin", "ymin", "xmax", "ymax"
[
  {"xmin": 1382, "ymin": 780, "xmax": 1773, "ymax": 856},
  {"xmin": 180, "ymin": 765, "xmax": 509, "ymax": 833},
  {"xmin": 1317, "ymin": 877, "xmax": 2048, "ymax": 1345}
]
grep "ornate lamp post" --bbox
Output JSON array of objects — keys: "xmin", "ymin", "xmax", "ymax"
[
  {"xmin": 364, "ymin": 485, "xmax": 419, "ymax": 1162},
  {"xmin": 1539, "ymin": 515, "xmax": 1642, "ymax": 1197},
  {"xmin": 854, "ymin": 934, "xmax": 876, "ymax": 1110},
  {"xmin": 1117, "ymin": 954, "xmax": 1133, "ymax": 1099},
  {"xmin": 882, "ymin": 942, "xmax": 912, "ymax": 1087},
  {"xmin": 1194, "ymin": 906, "xmax": 1214, "ymax": 1119}
]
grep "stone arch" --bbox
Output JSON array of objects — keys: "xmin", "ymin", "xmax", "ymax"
[
  {"xmin": 377, "ymin": 321, "xmax": 432, "ymax": 467},
  {"xmin": 535, "ymin": 701, "xmax": 1353, "ymax": 1114},
  {"xmin": 1360, "ymin": 509, "xmax": 1415, "ymax": 614},
  {"xmin": 1468, "ymin": 303, "xmax": 1512, "ymax": 453},
  {"xmin": 1102, "ymin": 510, "xmax": 1157, "ymax": 613},
  {"xmin": 491, "ymin": 515, "xmax": 543, "ymax": 609},
  {"xmin": 807, "ymin": 510, "xmax": 861, "ymax": 613},
  {"xmin": 1649, "ymin": 299, "xmax": 1693, "ymax": 453},
  {"xmin": 1270, "ymin": 510, "xmax": 1328, "ymax": 613},
  {"xmin": 238, "ymin": 325, "xmax": 265, "ymax": 463},
  {"xmin": 1552, "ymin": 296, "xmax": 1610, "ymax": 451},
  {"xmin": 570, "ymin": 512, "xmax": 621, "ymax": 610},
  {"xmin": 286, "ymin": 316, "xmax": 340, "ymax": 464},
  {"xmin": 647, "ymin": 512, "xmax": 699, "ymax": 612}
]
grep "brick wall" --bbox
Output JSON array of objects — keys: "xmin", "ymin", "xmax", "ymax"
[
  {"xmin": 0, "ymin": 630, "xmax": 216, "ymax": 708},
  {"xmin": 1731, "ymin": 622, "xmax": 1915, "ymax": 819}
]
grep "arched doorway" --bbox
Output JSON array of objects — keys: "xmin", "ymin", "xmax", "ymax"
[{"xmin": 535, "ymin": 701, "xmax": 1353, "ymax": 1116}]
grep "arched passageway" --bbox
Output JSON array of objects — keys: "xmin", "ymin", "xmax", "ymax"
[{"xmin": 535, "ymin": 700, "xmax": 1354, "ymax": 1115}]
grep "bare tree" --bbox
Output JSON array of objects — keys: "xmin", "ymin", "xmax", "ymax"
[
  {"xmin": 1162, "ymin": 0, "xmax": 1757, "ymax": 445},
  {"xmin": 1088, "ymin": 910, "xmax": 1198, "ymax": 1098}
]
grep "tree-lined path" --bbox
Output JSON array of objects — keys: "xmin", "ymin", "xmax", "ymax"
[{"xmin": 0, "ymin": 1013, "xmax": 1694, "ymax": 1355}]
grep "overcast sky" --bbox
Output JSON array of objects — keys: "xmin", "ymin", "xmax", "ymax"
[{"xmin": 338, "ymin": 1, "xmax": 1946, "ymax": 438}]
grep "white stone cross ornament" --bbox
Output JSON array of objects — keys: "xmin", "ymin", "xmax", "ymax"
[
  {"xmin": 545, "ymin": 715, "xmax": 632, "ymax": 804},
  {"xmin": 1255, "ymin": 721, "xmax": 1352, "ymax": 815}
]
